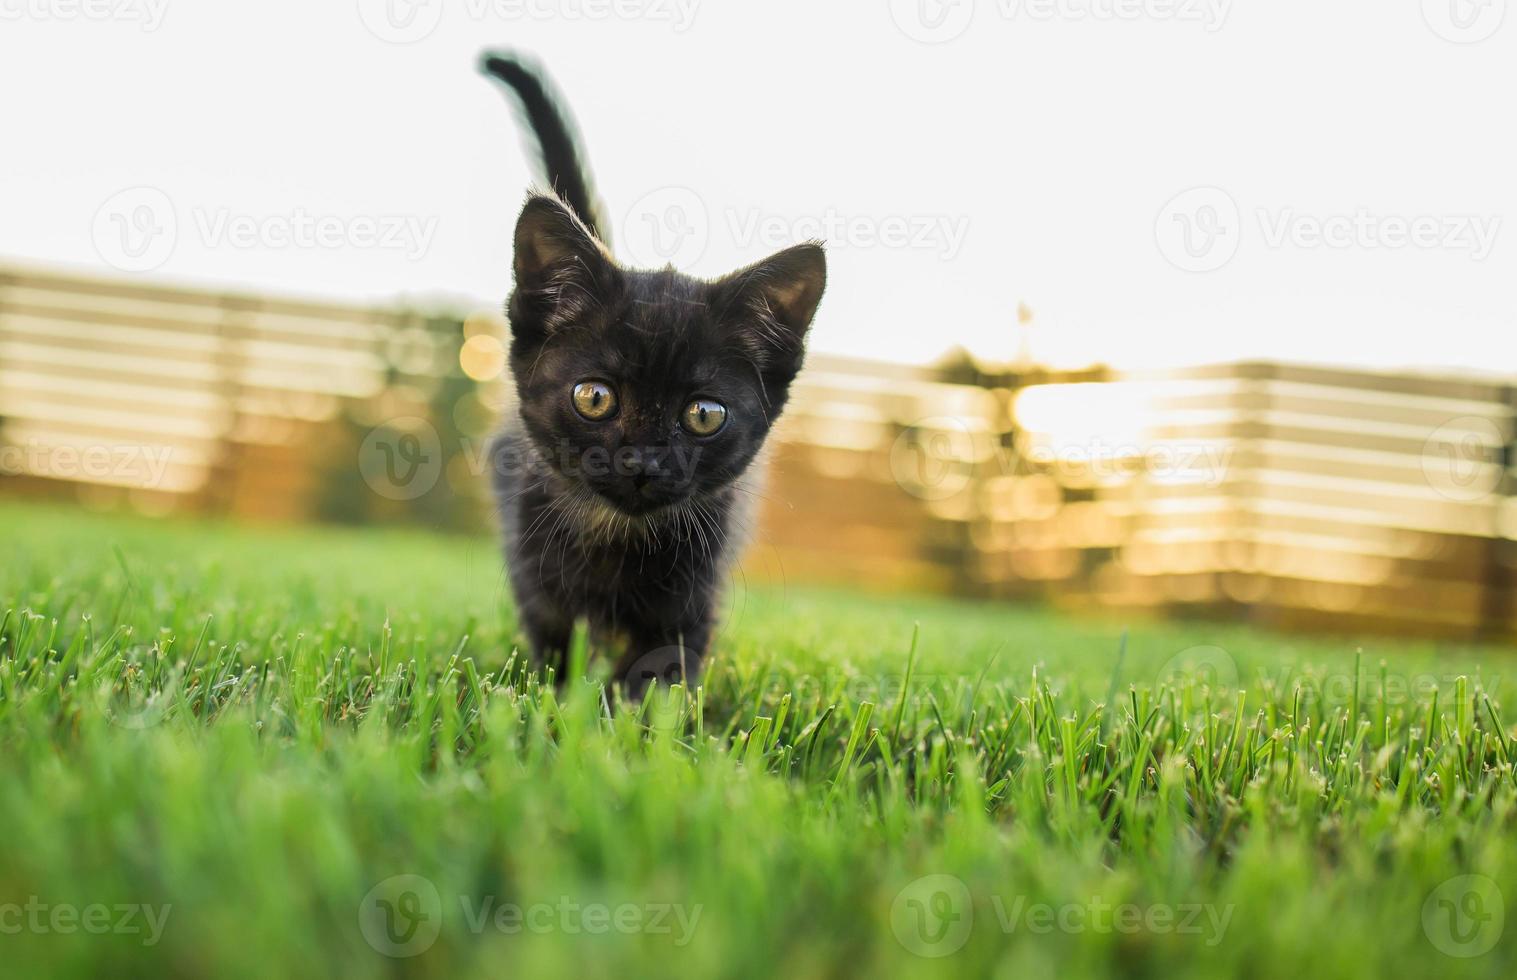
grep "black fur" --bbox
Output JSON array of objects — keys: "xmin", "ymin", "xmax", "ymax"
[
  {"xmin": 481, "ymin": 56, "xmax": 826, "ymax": 694},
  {"xmin": 480, "ymin": 53, "xmax": 605, "ymax": 240}
]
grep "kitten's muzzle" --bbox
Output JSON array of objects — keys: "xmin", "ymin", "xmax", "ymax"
[
  {"xmin": 596, "ymin": 479, "xmax": 685, "ymax": 516},
  {"xmin": 590, "ymin": 446, "xmax": 688, "ymax": 515}
]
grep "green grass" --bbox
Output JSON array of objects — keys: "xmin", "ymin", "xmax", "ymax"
[{"xmin": 1, "ymin": 498, "xmax": 1514, "ymax": 979}]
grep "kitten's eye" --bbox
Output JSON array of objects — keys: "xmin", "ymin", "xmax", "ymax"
[
  {"xmin": 572, "ymin": 380, "xmax": 618, "ymax": 421},
  {"xmin": 681, "ymin": 399, "xmax": 727, "ymax": 436}
]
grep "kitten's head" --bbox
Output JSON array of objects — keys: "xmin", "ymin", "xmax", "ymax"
[{"xmin": 506, "ymin": 194, "xmax": 825, "ymax": 519}]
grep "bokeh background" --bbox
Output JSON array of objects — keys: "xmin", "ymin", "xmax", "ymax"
[{"xmin": 2, "ymin": 1, "xmax": 1514, "ymax": 640}]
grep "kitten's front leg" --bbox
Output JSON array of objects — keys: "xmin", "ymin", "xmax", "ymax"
[
  {"xmin": 516, "ymin": 597, "xmax": 573, "ymax": 680},
  {"xmin": 614, "ymin": 615, "xmax": 713, "ymax": 699}
]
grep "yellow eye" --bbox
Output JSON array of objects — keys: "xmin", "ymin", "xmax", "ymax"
[
  {"xmin": 572, "ymin": 381, "xmax": 618, "ymax": 420},
  {"xmin": 682, "ymin": 399, "xmax": 727, "ymax": 436}
]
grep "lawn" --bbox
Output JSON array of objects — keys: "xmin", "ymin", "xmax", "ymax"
[{"xmin": 1, "ymin": 499, "xmax": 1513, "ymax": 978}]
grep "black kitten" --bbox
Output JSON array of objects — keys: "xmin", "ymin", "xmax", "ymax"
[{"xmin": 480, "ymin": 54, "xmax": 825, "ymax": 694}]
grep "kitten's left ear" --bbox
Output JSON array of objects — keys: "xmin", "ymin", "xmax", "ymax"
[
  {"xmin": 710, "ymin": 242, "xmax": 826, "ymax": 384},
  {"xmin": 510, "ymin": 194, "xmax": 621, "ymax": 336}
]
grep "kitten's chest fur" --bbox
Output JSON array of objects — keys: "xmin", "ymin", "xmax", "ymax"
[{"xmin": 492, "ymin": 427, "xmax": 748, "ymax": 621}]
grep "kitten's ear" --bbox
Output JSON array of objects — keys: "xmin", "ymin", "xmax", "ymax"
[
  {"xmin": 710, "ymin": 242, "xmax": 826, "ymax": 385},
  {"xmin": 511, "ymin": 194, "xmax": 620, "ymax": 333}
]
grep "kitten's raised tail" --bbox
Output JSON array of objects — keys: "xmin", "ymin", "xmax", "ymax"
[{"xmin": 480, "ymin": 52, "xmax": 607, "ymax": 242}]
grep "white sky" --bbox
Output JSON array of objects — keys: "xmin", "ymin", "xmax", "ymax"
[{"xmin": 2, "ymin": 0, "xmax": 1514, "ymax": 373}]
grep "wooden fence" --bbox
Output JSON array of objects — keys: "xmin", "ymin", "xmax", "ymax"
[
  {"xmin": 0, "ymin": 265, "xmax": 480, "ymax": 526},
  {"xmin": 2, "ymin": 265, "xmax": 1513, "ymax": 640}
]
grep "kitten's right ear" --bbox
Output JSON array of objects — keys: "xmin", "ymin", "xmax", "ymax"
[{"xmin": 511, "ymin": 194, "xmax": 620, "ymax": 333}]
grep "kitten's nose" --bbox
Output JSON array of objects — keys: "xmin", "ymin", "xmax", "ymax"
[{"xmin": 621, "ymin": 447, "xmax": 666, "ymax": 481}]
